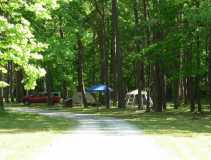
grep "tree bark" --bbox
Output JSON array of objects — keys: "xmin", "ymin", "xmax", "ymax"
[
  {"xmin": 95, "ymin": 0, "xmax": 109, "ymax": 108},
  {"xmin": 16, "ymin": 70, "xmax": 24, "ymax": 103},
  {"xmin": 77, "ymin": 35, "xmax": 87, "ymax": 108},
  {"xmin": 153, "ymin": 64, "xmax": 164, "ymax": 112},
  {"xmin": 62, "ymin": 80, "xmax": 68, "ymax": 99},
  {"xmin": 195, "ymin": 34, "xmax": 201, "ymax": 112},
  {"xmin": 59, "ymin": 15, "xmax": 68, "ymax": 99},
  {"xmin": 134, "ymin": 0, "xmax": 145, "ymax": 110},
  {"xmin": 208, "ymin": 28, "xmax": 211, "ymax": 112},
  {"xmin": 91, "ymin": 33, "xmax": 97, "ymax": 85},
  {"xmin": 0, "ymin": 71, "xmax": 4, "ymax": 110},
  {"xmin": 9, "ymin": 62, "xmax": 14, "ymax": 102},
  {"xmin": 188, "ymin": 42, "xmax": 195, "ymax": 112},
  {"xmin": 173, "ymin": 79, "xmax": 180, "ymax": 109},
  {"xmin": 183, "ymin": 78, "xmax": 188, "ymax": 104},
  {"xmin": 111, "ymin": 0, "xmax": 118, "ymax": 106},
  {"xmin": 4, "ymin": 63, "xmax": 10, "ymax": 103},
  {"xmin": 111, "ymin": 0, "xmax": 125, "ymax": 108},
  {"xmin": 189, "ymin": 76, "xmax": 195, "ymax": 112},
  {"xmin": 46, "ymin": 66, "xmax": 53, "ymax": 106},
  {"xmin": 194, "ymin": 0, "xmax": 201, "ymax": 112},
  {"xmin": 143, "ymin": 0, "xmax": 151, "ymax": 112}
]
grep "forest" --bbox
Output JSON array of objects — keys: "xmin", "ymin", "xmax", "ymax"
[{"xmin": 1, "ymin": 0, "xmax": 211, "ymax": 113}]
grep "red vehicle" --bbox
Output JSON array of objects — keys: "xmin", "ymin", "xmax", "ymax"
[{"xmin": 22, "ymin": 92, "xmax": 61, "ymax": 104}]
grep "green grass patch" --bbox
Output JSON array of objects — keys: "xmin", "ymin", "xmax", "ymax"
[
  {"xmin": 0, "ymin": 110, "xmax": 78, "ymax": 160},
  {"xmin": 0, "ymin": 111, "xmax": 77, "ymax": 133},
  {"xmin": 65, "ymin": 106, "xmax": 211, "ymax": 159},
  {"xmin": 64, "ymin": 106, "xmax": 211, "ymax": 136}
]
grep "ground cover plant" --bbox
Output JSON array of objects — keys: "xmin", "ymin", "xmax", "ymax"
[
  {"xmin": 64, "ymin": 105, "xmax": 211, "ymax": 160},
  {"xmin": 0, "ymin": 109, "xmax": 77, "ymax": 160}
]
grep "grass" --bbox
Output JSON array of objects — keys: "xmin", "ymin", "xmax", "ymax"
[
  {"xmin": 0, "ymin": 108, "xmax": 78, "ymax": 160},
  {"xmin": 62, "ymin": 106, "xmax": 211, "ymax": 135},
  {"xmin": 62, "ymin": 105, "xmax": 211, "ymax": 160},
  {"xmin": 6, "ymin": 104, "xmax": 211, "ymax": 159}
]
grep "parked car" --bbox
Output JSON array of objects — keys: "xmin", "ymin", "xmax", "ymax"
[{"xmin": 22, "ymin": 92, "xmax": 61, "ymax": 104}]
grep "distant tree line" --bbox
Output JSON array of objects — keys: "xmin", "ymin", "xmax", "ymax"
[{"xmin": 1, "ymin": 0, "xmax": 211, "ymax": 113}]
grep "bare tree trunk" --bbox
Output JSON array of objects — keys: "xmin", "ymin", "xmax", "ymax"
[
  {"xmin": 5, "ymin": 62, "xmax": 10, "ymax": 103},
  {"xmin": 59, "ymin": 16, "xmax": 68, "ymax": 100},
  {"xmin": 173, "ymin": 79, "xmax": 180, "ymax": 109},
  {"xmin": 134, "ymin": 0, "xmax": 145, "ymax": 110},
  {"xmin": 111, "ymin": 0, "xmax": 125, "ymax": 108},
  {"xmin": 0, "ymin": 71, "xmax": 4, "ymax": 110},
  {"xmin": 77, "ymin": 35, "xmax": 87, "ymax": 108},
  {"xmin": 190, "ymin": 77, "xmax": 195, "ymax": 112},
  {"xmin": 162, "ymin": 73, "xmax": 166, "ymax": 110},
  {"xmin": 46, "ymin": 66, "xmax": 53, "ymax": 106},
  {"xmin": 4, "ymin": 61, "xmax": 14, "ymax": 103},
  {"xmin": 111, "ymin": 0, "xmax": 118, "ymax": 106},
  {"xmin": 16, "ymin": 70, "xmax": 24, "ymax": 103},
  {"xmin": 91, "ymin": 33, "xmax": 97, "ymax": 85},
  {"xmin": 95, "ymin": 0, "xmax": 109, "ymax": 108},
  {"xmin": 62, "ymin": 80, "xmax": 68, "ymax": 99},
  {"xmin": 10, "ymin": 62, "xmax": 14, "ymax": 102},
  {"xmin": 137, "ymin": 62, "xmax": 145, "ymax": 109},
  {"xmin": 183, "ymin": 78, "xmax": 188, "ymax": 104},
  {"xmin": 154, "ymin": 64, "xmax": 164, "ymax": 112},
  {"xmin": 189, "ymin": 42, "xmax": 195, "ymax": 112},
  {"xmin": 195, "ymin": 0, "xmax": 201, "ymax": 113},
  {"xmin": 143, "ymin": 0, "xmax": 151, "ymax": 112},
  {"xmin": 195, "ymin": 34, "xmax": 201, "ymax": 112},
  {"xmin": 208, "ymin": 28, "xmax": 211, "ymax": 112}
]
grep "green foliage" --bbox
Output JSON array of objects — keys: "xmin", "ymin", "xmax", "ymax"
[
  {"xmin": 0, "ymin": 81, "xmax": 9, "ymax": 88},
  {"xmin": 0, "ymin": 0, "xmax": 57, "ymax": 90},
  {"xmin": 1, "ymin": 0, "xmax": 211, "ymax": 101}
]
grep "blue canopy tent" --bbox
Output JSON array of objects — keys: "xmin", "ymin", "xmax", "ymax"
[
  {"xmin": 86, "ymin": 84, "xmax": 112, "ymax": 108},
  {"xmin": 86, "ymin": 84, "xmax": 113, "ymax": 93}
]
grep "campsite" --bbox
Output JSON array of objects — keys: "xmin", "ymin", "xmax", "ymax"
[{"xmin": 1, "ymin": 1, "xmax": 211, "ymax": 160}]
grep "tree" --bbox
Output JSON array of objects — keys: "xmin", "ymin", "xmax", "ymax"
[
  {"xmin": 77, "ymin": 35, "xmax": 87, "ymax": 108},
  {"xmin": 111, "ymin": 0, "xmax": 125, "ymax": 108},
  {"xmin": 208, "ymin": 28, "xmax": 211, "ymax": 112},
  {"xmin": 0, "ymin": 0, "xmax": 58, "ymax": 108}
]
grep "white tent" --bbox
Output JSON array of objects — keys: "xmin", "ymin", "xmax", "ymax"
[
  {"xmin": 126, "ymin": 89, "xmax": 153, "ymax": 107},
  {"xmin": 72, "ymin": 92, "xmax": 96, "ymax": 106}
]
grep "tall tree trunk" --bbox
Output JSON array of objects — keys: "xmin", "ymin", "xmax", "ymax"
[
  {"xmin": 111, "ymin": 0, "xmax": 125, "ymax": 108},
  {"xmin": 143, "ymin": 0, "xmax": 151, "ymax": 112},
  {"xmin": 183, "ymin": 78, "xmax": 188, "ymax": 104},
  {"xmin": 5, "ymin": 62, "xmax": 10, "ymax": 103},
  {"xmin": 16, "ymin": 70, "xmax": 24, "ymax": 103},
  {"xmin": 77, "ymin": 35, "xmax": 87, "ymax": 108},
  {"xmin": 195, "ymin": 34, "xmax": 201, "ymax": 112},
  {"xmin": 134, "ymin": 0, "xmax": 145, "ymax": 110},
  {"xmin": 111, "ymin": 0, "xmax": 118, "ymax": 106},
  {"xmin": 9, "ymin": 62, "xmax": 14, "ymax": 102},
  {"xmin": 59, "ymin": 16, "xmax": 68, "ymax": 99},
  {"xmin": 194, "ymin": 0, "xmax": 201, "ymax": 112},
  {"xmin": 154, "ymin": 64, "xmax": 164, "ymax": 112},
  {"xmin": 62, "ymin": 80, "xmax": 68, "ymax": 99},
  {"xmin": 95, "ymin": 0, "xmax": 109, "ymax": 108},
  {"xmin": 46, "ymin": 66, "xmax": 53, "ymax": 106},
  {"xmin": 208, "ymin": 28, "xmax": 211, "ymax": 112},
  {"xmin": 137, "ymin": 62, "xmax": 145, "ymax": 109},
  {"xmin": 189, "ymin": 76, "xmax": 195, "ymax": 112},
  {"xmin": 173, "ymin": 54, "xmax": 181, "ymax": 109},
  {"xmin": 162, "ymin": 73, "xmax": 166, "ymax": 110},
  {"xmin": 0, "ymin": 71, "xmax": 4, "ymax": 111},
  {"xmin": 91, "ymin": 33, "xmax": 97, "ymax": 85},
  {"xmin": 152, "ymin": 22, "xmax": 165, "ymax": 112},
  {"xmin": 173, "ymin": 79, "xmax": 180, "ymax": 109},
  {"xmin": 189, "ymin": 42, "xmax": 195, "ymax": 112}
]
